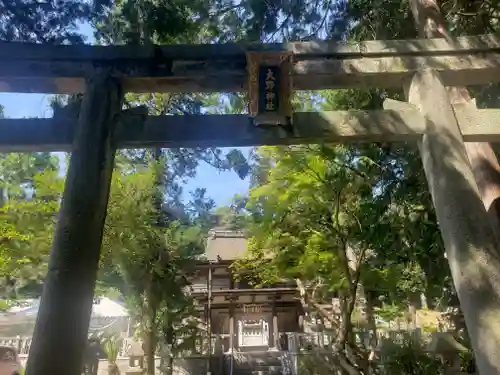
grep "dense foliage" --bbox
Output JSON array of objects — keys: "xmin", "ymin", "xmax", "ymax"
[{"xmin": 0, "ymin": 0, "xmax": 106, "ymax": 43}]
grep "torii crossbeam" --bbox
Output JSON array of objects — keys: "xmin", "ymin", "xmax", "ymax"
[
  {"xmin": 1, "ymin": 33, "xmax": 500, "ymax": 93},
  {"xmin": 2, "ymin": 34, "xmax": 500, "ymax": 375}
]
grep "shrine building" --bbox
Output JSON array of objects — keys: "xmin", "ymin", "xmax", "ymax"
[{"xmin": 189, "ymin": 228, "xmax": 304, "ymax": 353}]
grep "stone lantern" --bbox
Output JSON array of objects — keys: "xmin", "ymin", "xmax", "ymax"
[{"xmin": 125, "ymin": 340, "xmax": 145, "ymax": 375}]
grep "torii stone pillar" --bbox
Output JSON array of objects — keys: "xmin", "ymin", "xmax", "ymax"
[
  {"xmin": 386, "ymin": 69, "xmax": 500, "ymax": 375},
  {"xmin": 26, "ymin": 75, "xmax": 123, "ymax": 375}
]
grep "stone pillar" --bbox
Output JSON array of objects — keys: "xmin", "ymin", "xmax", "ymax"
[
  {"xmin": 390, "ymin": 69, "xmax": 500, "ymax": 375},
  {"xmin": 318, "ymin": 318, "xmax": 325, "ymax": 348},
  {"xmin": 268, "ymin": 316, "xmax": 274, "ymax": 349},
  {"xmin": 228, "ymin": 303, "xmax": 235, "ymax": 353},
  {"xmin": 288, "ymin": 333, "xmax": 299, "ymax": 375},
  {"xmin": 238, "ymin": 320, "xmax": 243, "ymax": 349},
  {"xmin": 272, "ymin": 301, "xmax": 279, "ymax": 350},
  {"xmin": 298, "ymin": 314, "xmax": 304, "ymax": 332},
  {"xmin": 26, "ymin": 75, "xmax": 123, "ymax": 375}
]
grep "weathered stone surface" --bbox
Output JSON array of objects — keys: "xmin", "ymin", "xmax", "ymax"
[
  {"xmin": 1, "ymin": 34, "xmax": 500, "ymax": 93},
  {"xmin": 25, "ymin": 75, "xmax": 123, "ymax": 375},
  {"xmin": 406, "ymin": 69, "xmax": 500, "ymax": 375},
  {"xmin": 2, "ymin": 105, "xmax": 500, "ymax": 152}
]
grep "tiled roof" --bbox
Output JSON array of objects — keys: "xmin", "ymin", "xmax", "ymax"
[{"xmin": 205, "ymin": 228, "xmax": 248, "ymax": 261}]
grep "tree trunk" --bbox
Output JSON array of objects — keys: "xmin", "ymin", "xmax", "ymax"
[
  {"xmin": 164, "ymin": 318, "xmax": 174, "ymax": 375},
  {"xmin": 144, "ymin": 147, "xmax": 163, "ymax": 375},
  {"xmin": 145, "ymin": 283, "xmax": 157, "ymax": 375},
  {"xmin": 146, "ymin": 328, "xmax": 156, "ymax": 375},
  {"xmin": 409, "ymin": 0, "xmax": 500, "ymax": 240},
  {"xmin": 364, "ymin": 291, "xmax": 378, "ymax": 350}
]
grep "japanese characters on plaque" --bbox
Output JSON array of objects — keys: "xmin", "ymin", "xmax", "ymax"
[
  {"xmin": 246, "ymin": 52, "xmax": 292, "ymax": 126},
  {"xmin": 258, "ymin": 66, "xmax": 280, "ymax": 114}
]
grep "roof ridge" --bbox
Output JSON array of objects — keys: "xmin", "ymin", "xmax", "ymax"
[{"xmin": 208, "ymin": 228, "xmax": 247, "ymax": 238}]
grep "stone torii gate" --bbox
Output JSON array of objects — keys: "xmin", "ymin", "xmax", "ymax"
[{"xmin": 2, "ymin": 34, "xmax": 500, "ymax": 375}]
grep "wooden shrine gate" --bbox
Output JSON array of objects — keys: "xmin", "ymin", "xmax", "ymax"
[{"xmin": 1, "ymin": 34, "xmax": 500, "ymax": 375}]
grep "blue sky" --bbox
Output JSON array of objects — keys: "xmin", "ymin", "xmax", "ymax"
[
  {"xmin": 0, "ymin": 94, "xmax": 250, "ymax": 207},
  {"xmin": 0, "ymin": 23, "xmax": 250, "ymax": 207}
]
